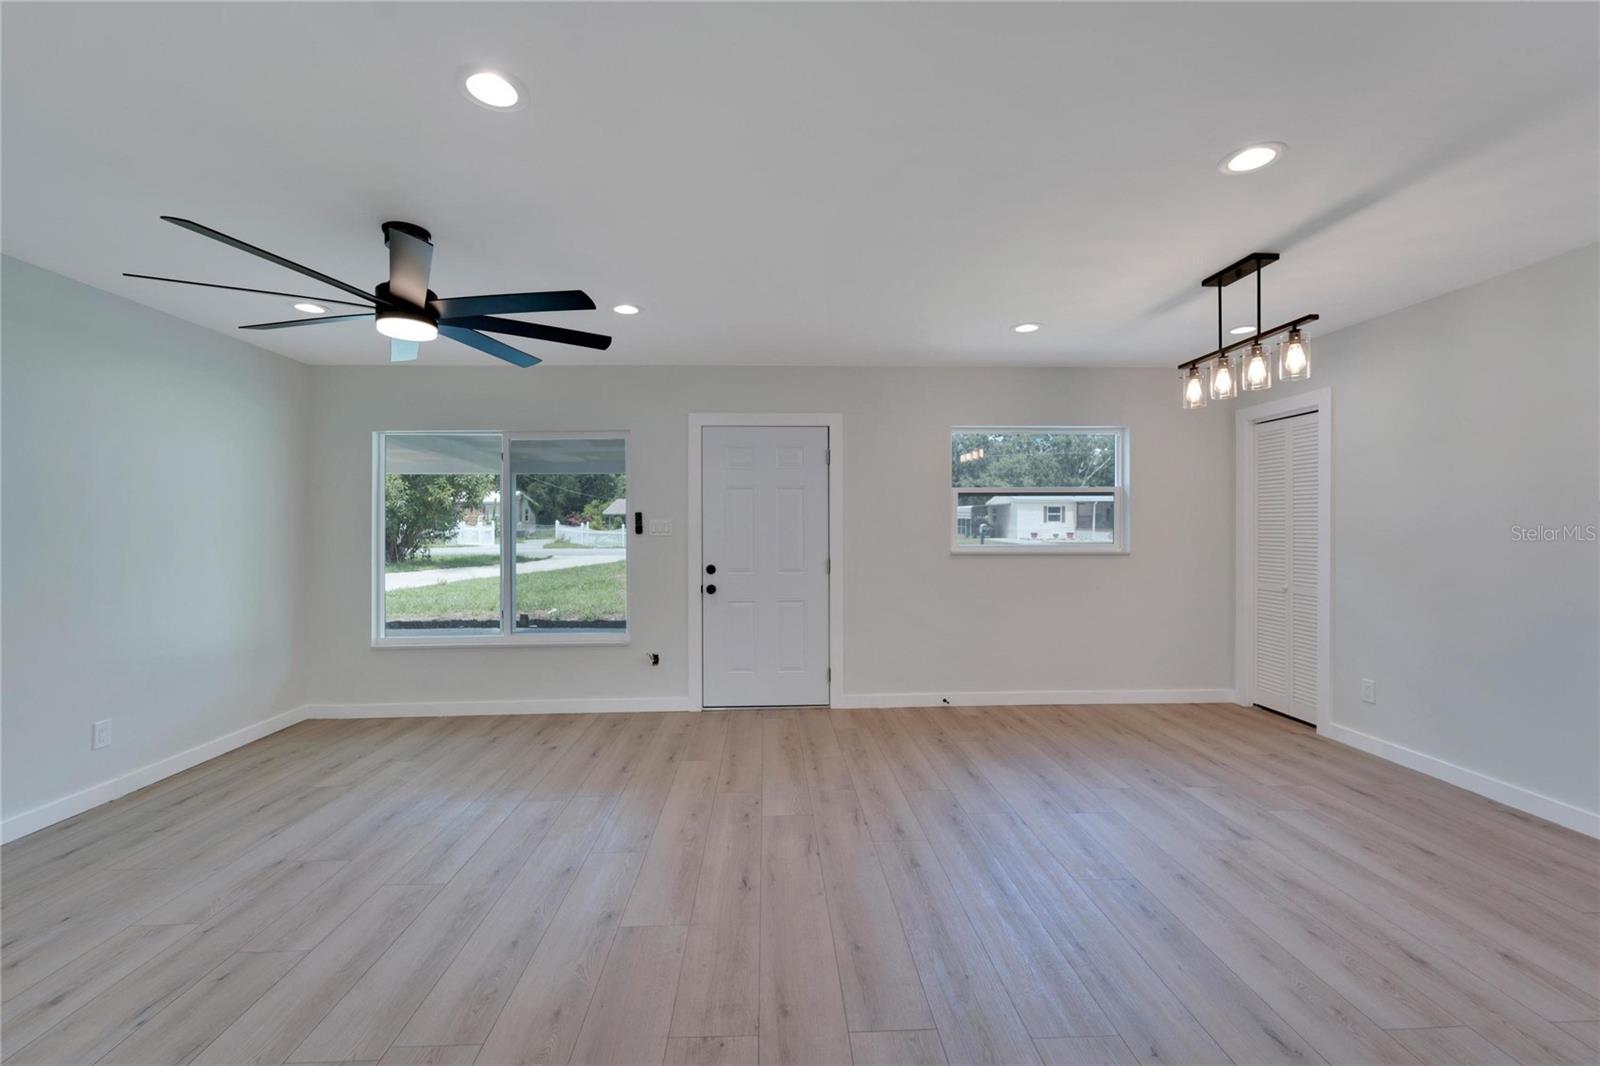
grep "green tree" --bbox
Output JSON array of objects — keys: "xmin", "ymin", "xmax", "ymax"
[
  {"xmin": 515, "ymin": 473, "xmax": 626, "ymax": 529},
  {"xmin": 951, "ymin": 431, "xmax": 1116, "ymax": 488},
  {"xmin": 384, "ymin": 473, "xmax": 497, "ymax": 563}
]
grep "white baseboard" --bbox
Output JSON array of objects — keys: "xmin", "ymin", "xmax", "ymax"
[
  {"xmin": 1321, "ymin": 722, "xmax": 1600, "ymax": 839},
  {"xmin": 833, "ymin": 688, "xmax": 1237, "ymax": 709},
  {"xmin": 305, "ymin": 696, "xmax": 697, "ymax": 719},
  {"xmin": 305, "ymin": 689, "xmax": 1236, "ymax": 717},
  {"xmin": 0, "ymin": 705, "xmax": 309, "ymax": 844}
]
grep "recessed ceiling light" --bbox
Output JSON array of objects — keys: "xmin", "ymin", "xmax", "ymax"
[
  {"xmin": 463, "ymin": 70, "xmax": 522, "ymax": 110},
  {"xmin": 1220, "ymin": 142, "xmax": 1285, "ymax": 174},
  {"xmin": 293, "ymin": 302, "xmax": 327, "ymax": 315},
  {"xmin": 612, "ymin": 304, "xmax": 639, "ymax": 315},
  {"xmin": 1229, "ymin": 324, "xmax": 1256, "ymax": 335},
  {"xmin": 1012, "ymin": 323, "xmax": 1041, "ymax": 333}
]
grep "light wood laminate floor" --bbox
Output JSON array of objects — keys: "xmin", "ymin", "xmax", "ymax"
[{"xmin": 3, "ymin": 704, "xmax": 1597, "ymax": 1065}]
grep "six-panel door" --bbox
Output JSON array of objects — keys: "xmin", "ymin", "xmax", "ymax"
[{"xmin": 701, "ymin": 425, "xmax": 830, "ymax": 707}]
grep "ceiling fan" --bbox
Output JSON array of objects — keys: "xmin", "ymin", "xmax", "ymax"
[{"xmin": 125, "ymin": 217, "xmax": 611, "ymax": 366}]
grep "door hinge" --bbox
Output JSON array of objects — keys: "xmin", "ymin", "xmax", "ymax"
[
  {"xmin": 825, "ymin": 558, "xmax": 831, "ymax": 574},
  {"xmin": 825, "ymin": 448, "xmax": 831, "ymax": 465},
  {"xmin": 827, "ymin": 667, "xmax": 832, "ymax": 682}
]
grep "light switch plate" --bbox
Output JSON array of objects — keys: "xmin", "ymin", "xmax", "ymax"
[{"xmin": 648, "ymin": 518, "xmax": 672, "ymax": 536}]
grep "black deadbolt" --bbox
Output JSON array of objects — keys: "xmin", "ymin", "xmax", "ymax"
[
  {"xmin": 705, "ymin": 563, "xmax": 716, "ymax": 575},
  {"xmin": 705, "ymin": 584, "xmax": 717, "ymax": 595}
]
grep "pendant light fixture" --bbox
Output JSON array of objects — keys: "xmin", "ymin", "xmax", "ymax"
[
  {"xmin": 1279, "ymin": 326, "xmax": 1311, "ymax": 380},
  {"xmin": 1208, "ymin": 276, "xmax": 1239, "ymax": 399},
  {"xmin": 1178, "ymin": 252, "xmax": 1317, "ymax": 409},
  {"xmin": 1240, "ymin": 267, "xmax": 1272, "ymax": 392}
]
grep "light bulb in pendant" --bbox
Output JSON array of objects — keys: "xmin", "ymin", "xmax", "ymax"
[
  {"xmin": 1211, "ymin": 354, "xmax": 1238, "ymax": 400},
  {"xmin": 1279, "ymin": 328, "xmax": 1310, "ymax": 380},
  {"xmin": 1241, "ymin": 342, "xmax": 1272, "ymax": 391},
  {"xmin": 1180, "ymin": 365, "xmax": 1207, "ymax": 409}
]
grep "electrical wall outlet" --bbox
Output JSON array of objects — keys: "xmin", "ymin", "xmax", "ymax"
[
  {"xmin": 92, "ymin": 719, "xmax": 112, "ymax": 749},
  {"xmin": 1360, "ymin": 679, "xmax": 1377, "ymax": 704}
]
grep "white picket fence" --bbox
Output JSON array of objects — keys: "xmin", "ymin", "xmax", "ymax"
[
  {"xmin": 447, "ymin": 520, "xmax": 497, "ymax": 547},
  {"xmin": 553, "ymin": 521, "xmax": 626, "ymax": 548}
]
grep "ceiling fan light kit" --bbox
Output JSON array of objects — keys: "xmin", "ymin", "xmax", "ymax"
[
  {"xmin": 1178, "ymin": 251, "xmax": 1316, "ymax": 408},
  {"xmin": 125, "ymin": 216, "xmax": 611, "ymax": 368}
]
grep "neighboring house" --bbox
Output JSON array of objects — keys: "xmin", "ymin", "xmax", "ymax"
[
  {"xmin": 602, "ymin": 497, "xmax": 626, "ymax": 520},
  {"xmin": 452, "ymin": 491, "xmax": 537, "ymax": 546},
  {"xmin": 959, "ymin": 495, "xmax": 1115, "ymax": 542}
]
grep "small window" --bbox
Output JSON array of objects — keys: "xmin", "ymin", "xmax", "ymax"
[
  {"xmin": 375, "ymin": 431, "xmax": 628, "ymax": 644},
  {"xmin": 951, "ymin": 427, "xmax": 1128, "ymax": 553}
]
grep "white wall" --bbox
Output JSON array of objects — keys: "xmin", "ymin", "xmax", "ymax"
[
  {"xmin": 1, "ymin": 257, "xmax": 310, "ymax": 837},
  {"xmin": 1242, "ymin": 244, "xmax": 1600, "ymax": 828},
  {"xmin": 302, "ymin": 365, "xmax": 1237, "ymax": 711}
]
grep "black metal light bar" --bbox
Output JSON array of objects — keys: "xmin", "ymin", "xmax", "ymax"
[
  {"xmin": 1177, "ymin": 250, "xmax": 1317, "ymax": 370},
  {"xmin": 1201, "ymin": 252, "xmax": 1279, "ymax": 288},
  {"xmin": 1178, "ymin": 314, "xmax": 1320, "ymax": 370}
]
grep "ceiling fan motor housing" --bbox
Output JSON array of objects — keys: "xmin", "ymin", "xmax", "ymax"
[{"xmin": 374, "ymin": 282, "xmax": 439, "ymax": 319}]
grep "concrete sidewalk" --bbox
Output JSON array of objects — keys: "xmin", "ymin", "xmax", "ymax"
[{"xmin": 385, "ymin": 550, "xmax": 624, "ymax": 591}]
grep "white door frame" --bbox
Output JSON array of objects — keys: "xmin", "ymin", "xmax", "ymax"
[
  {"xmin": 687, "ymin": 413, "xmax": 844, "ymax": 709},
  {"xmin": 1235, "ymin": 388, "xmax": 1333, "ymax": 731}
]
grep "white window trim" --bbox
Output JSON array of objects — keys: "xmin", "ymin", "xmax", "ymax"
[
  {"xmin": 950, "ymin": 425, "xmax": 1131, "ymax": 555},
  {"xmin": 372, "ymin": 430, "xmax": 631, "ymax": 648}
]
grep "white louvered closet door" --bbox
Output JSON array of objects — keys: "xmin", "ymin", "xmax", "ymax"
[{"xmin": 1253, "ymin": 411, "xmax": 1320, "ymax": 724}]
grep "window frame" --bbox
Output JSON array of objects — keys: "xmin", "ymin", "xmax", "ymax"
[
  {"xmin": 372, "ymin": 430, "xmax": 632, "ymax": 648},
  {"xmin": 950, "ymin": 425, "xmax": 1130, "ymax": 556}
]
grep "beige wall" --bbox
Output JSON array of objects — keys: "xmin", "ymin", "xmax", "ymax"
[
  {"xmin": 2, "ymin": 257, "xmax": 310, "ymax": 832},
  {"xmin": 1241, "ymin": 243, "xmax": 1600, "ymax": 825},
  {"xmin": 301, "ymin": 364, "xmax": 1237, "ymax": 710}
]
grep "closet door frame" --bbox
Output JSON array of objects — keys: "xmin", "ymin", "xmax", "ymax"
[{"xmin": 1235, "ymin": 388, "xmax": 1332, "ymax": 732}]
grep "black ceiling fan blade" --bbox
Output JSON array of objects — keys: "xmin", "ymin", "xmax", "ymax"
[
  {"xmin": 439, "ymin": 325, "xmax": 541, "ymax": 367},
  {"xmin": 383, "ymin": 221, "xmax": 433, "ymax": 307},
  {"xmin": 442, "ymin": 314, "xmax": 612, "ymax": 351},
  {"xmin": 123, "ymin": 273, "xmax": 374, "ymax": 308},
  {"xmin": 430, "ymin": 290, "xmax": 595, "ymax": 318},
  {"xmin": 239, "ymin": 312, "xmax": 375, "ymax": 330},
  {"xmin": 161, "ymin": 216, "xmax": 380, "ymax": 304}
]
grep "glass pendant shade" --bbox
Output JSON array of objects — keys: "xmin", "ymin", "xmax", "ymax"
[
  {"xmin": 1210, "ymin": 353, "xmax": 1239, "ymax": 400},
  {"xmin": 1181, "ymin": 366, "xmax": 1207, "ymax": 409},
  {"xmin": 1278, "ymin": 328, "xmax": 1311, "ymax": 381},
  {"xmin": 1241, "ymin": 342, "xmax": 1272, "ymax": 391}
]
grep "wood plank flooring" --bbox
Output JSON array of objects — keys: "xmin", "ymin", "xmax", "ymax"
[{"xmin": 3, "ymin": 704, "xmax": 1597, "ymax": 1065}]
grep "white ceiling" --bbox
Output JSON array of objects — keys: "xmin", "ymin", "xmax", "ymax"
[{"xmin": 3, "ymin": 2, "xmax": 1595, "ymax": 368}]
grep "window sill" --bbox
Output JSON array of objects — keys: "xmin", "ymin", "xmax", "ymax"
[{"xmin": 372, "ymin": 632, "xmax": 630, "ymax": 649}]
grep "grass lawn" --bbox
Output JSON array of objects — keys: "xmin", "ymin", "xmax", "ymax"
[
  {"xmin": 386, "ymin": 552, "xmax": 548, "ymax": 573},
  {"xmin": 384, "ymin": 560, "xmax": 626, "ymax": 623}
]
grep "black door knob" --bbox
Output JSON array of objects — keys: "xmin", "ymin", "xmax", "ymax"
[
  {"xmin": 705, "ymin": 564, "xmax": 717, "ymax": 575},
  {"xmin": 705, "ymin": 584, "xmax": 717, "ymax": 595}
]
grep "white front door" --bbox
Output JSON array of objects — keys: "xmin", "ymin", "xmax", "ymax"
[
  {"xmin": 701, "ymin": 426, "xmax": 830, "ymax": 707},
  {"xmin": 1253, "ymin": 411, "xmax": 1321, "ymax": 724}
]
